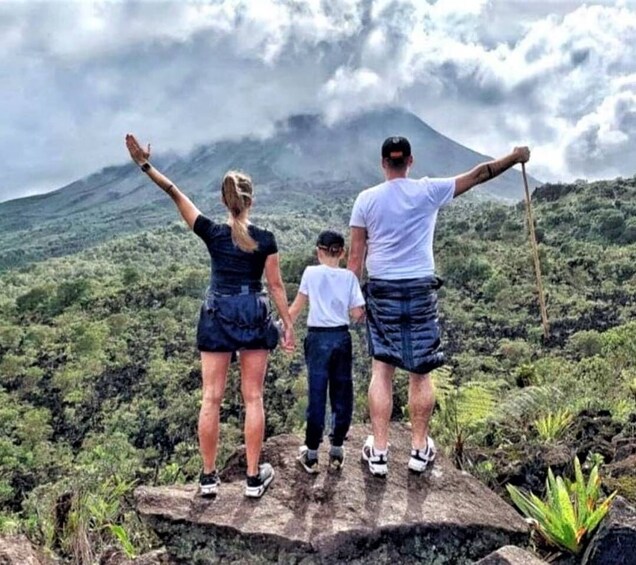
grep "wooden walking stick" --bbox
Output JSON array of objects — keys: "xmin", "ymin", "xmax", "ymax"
[{"xmin": 522, "ymin": 163, "xmax": 550, "ymax": 340}]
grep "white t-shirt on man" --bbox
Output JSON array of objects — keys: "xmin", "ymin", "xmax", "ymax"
[
  {"xmin": 349, "ymin": 177, "xmax": 456, "ymax": 280},
  {"xmin": 299, "ymin": 265, "xmax": 365, "ymax": 327}
]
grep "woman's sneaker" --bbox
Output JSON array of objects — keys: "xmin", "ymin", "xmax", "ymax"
[
  {"xmin": 361, "ymin": 435, "xmax": 388, "ymax": 477},
  {"xmin": 408, "ymin": 437, "xmax": 437, "ymax": 473},
  {"xmin": 199, "ymin": 470, "xmax": 220, "ymax": 497},
  {"xmin": 245, "ymin": 463, "xmax": 275, "ymax": 498},
  {"xmin": 297, "ymin": 446, "xmax": 320, "ymax": 474},
  {"xmin": 328, "ymin": 445, "xmax": 345, "ymax": 470}
]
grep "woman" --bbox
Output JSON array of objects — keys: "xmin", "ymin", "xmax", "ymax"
[{"xmin": 125, "ymin": 134, "xmax": 295, "ymax": 499}]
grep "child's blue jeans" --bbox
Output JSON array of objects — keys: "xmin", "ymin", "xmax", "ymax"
[{"xmin": 304, "ymin": 326, "xmax": 353, "ymax": 450}]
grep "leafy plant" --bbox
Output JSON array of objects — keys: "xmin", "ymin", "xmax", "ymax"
[
  {"xmin": 507, "ymin": 457, "xmax": 616, "ymax": 554},
  {"xmin": 107, "ymin": 524, "xmax": 136, "ymax": 559},
  {"xmin": 432, "ymin": 369, "xmax": 497, "ymax": 464},
  {"xmin": 534, "ymin": 409, "xmax": 573, "ymax": 442}
]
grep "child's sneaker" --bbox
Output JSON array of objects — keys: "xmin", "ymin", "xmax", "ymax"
[
  {"xmin": 328, "ymin": 445, "xmax": 345, "ymax": 470},
  {"xmin": 245, "ymin": 463, "xmax": 275, "ymax": 498},
  {"xmin": 361, "ymin": 435, "xmax": 388, "ymax": 477},
  {"xmin": 199, "ymin": 470, "xmax": 220, "ymax": 497},
  {"xmin": 408, "ymin": 436, "xmax": 437, "ymax": 473},
  {"xmin": 297, "ymin": 446, "xmax": 320, "ymax": 474}
]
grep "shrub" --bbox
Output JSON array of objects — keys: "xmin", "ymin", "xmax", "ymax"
[
  {"xmin": 507, "ymin": 457, "xmax": 616, "ymax": 554},
  {"xmin": 534, "ymin": 409, "xmax": 573, "ymax": 442}
]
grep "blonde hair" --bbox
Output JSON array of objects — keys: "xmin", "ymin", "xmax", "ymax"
[{"xmin": 221, "ymin": 171, "xmax": 258, "ymax": 253}]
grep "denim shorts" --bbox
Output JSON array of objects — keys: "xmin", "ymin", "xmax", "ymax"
[{"xmin": 196, "ymin": 291, "xmax": 280, "ymax": 353}]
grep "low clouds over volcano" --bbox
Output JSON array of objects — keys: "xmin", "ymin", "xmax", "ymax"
[{"xmin": 0, "ymin": 0, "xmax": 633, "ymax": 201}]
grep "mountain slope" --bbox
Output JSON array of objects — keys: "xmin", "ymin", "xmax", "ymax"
[{"xmin": 0, "ymin": 107, "xmax": 540, "ymax": 269}]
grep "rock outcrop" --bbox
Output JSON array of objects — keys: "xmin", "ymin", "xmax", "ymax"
[
  {"xmin": 582, "ymin": 496, "xmax": 636, "ymax": 565},
  {"xmin": 136, "ymin": 424, "xmax": 529, "ymax": 564},
  {"xmin": 475, "ymin": 545, "xmax": 549, "ymax": 564},
  {"xmin": 0, "ymin": 535, "xmax": 53, "ymax": 565}
]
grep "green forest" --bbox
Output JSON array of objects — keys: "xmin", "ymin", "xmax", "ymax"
[{"xmin": 1, "ymin": 176, "xmax": 635, "ymax": 562}]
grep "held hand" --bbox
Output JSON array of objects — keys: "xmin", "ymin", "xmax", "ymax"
[
  {"xmin": 125, "ymin": 133, "xmax": 151, "ymax": 166},
  {"xmin": 282, "ymin": 326, "xmax": 295, "ymax": 354},
  {"xmin": 513, "ymin": 146, "xmax": 530, "ymax": 164}
]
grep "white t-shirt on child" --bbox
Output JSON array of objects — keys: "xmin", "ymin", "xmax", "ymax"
[{"xmin": 299, "ymin": 265, "xmax": 365, "ymax": 327}]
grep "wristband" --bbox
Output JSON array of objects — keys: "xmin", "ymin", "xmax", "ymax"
[{"xmin": 141, "ymin": 162, "xmax": 151, "ymax": 173}]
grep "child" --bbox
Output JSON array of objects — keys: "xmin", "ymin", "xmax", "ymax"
[{"xmin": 289, "ymin": 230, "xmax": 365, "ymax": 472}]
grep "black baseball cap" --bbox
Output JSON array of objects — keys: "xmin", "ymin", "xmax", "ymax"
[
  {"xmin": 381, "ymin": 136, "xmax": 411, "ymax": 166},
  {"xmin": 316, "ymin": 230, "xmax": 345, "ymax": 251}
]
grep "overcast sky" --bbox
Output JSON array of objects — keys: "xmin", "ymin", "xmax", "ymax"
[{"xmin": 1, "ymin": 0, "xmax": 635, "ymax": 202}]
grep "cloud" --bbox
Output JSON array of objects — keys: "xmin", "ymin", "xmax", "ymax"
[{"xmin": 0, "ymin": 0, "xmax": 634, "ymax": 202}]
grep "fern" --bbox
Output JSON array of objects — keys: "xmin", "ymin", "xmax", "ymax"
[
  {"xmin": 495, "ymin": 385, "xmax": 564, "ymax": 424},
  {"xmin": 432, "ymin": 369, "xmax": 497, "ymax": 429}
]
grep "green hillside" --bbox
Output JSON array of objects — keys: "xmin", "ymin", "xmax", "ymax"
[{"xmin": 0, "ymin": 176, "xmax": 635, "ymax": 562}]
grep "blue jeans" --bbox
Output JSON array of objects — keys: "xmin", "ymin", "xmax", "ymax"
[{"xmin": 304, "ymin": 327, "xmax": 353, "ymax": 450}]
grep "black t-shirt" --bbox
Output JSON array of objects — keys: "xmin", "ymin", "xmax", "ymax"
[{"xmin": 193, "ymin": 215, "xmax": 278, "ymax": 292}]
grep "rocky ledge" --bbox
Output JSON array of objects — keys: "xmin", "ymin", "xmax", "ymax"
[{"xmin": 135, "ymin": 424, "xmax": 529, "ymax": 564}]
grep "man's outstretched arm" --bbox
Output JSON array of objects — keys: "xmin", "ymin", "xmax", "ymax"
[{"xmin": 454, "ymin": 146, "xmax": 530, "ymax": 198}]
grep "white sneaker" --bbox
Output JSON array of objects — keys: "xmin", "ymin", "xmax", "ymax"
[
  {"xmin": 408, "ymin": 436, "xmax": 437, "ymax": 473},
  {"xmin": 296, "ymin": 445, "xmax": 320, "ymax": 474},
  {"xmin": 244, "ymin": 463, "xmax": 275, "ymax": 498},
  {"xmin": 361, "ymin": 435, "xmax": 388, "ymax": 477}
]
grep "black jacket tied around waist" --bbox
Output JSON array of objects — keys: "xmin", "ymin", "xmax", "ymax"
[{"xmin": 364, "ymin": 276, "xmax": 445, "ymax": 374}]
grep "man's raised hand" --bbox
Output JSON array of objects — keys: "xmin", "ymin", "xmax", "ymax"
[
  {"xmin": 125, "ymin": 133, "xmax": 151, "ymax": 166},
  {"xmin": 514, "ymin": 146, "xmax": 531, "ymax": 164}
]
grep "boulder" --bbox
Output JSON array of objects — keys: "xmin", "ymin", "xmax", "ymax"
[
  {"xmin": 582, "ymin": 496, "xmax": 636, "ymax": 565},
  {"xmin": 0, "ymin": 535, "xmax": 53, "ymax": 565},
  {"xmin": 136, "ymin": 424, "xmax": 529, "ymax": 564},
  {"xmin": 475, "ymin": 545, "xmax": 548, "ymax": 564}
]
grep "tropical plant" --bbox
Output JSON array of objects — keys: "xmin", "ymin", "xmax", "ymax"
[
  {"xmin": 534, "ymin": 409, "xmax": 573, "ymax": 442},
  {"xmin": 507, "ymin": 457, "xmax": 617, "ymax": 554}
]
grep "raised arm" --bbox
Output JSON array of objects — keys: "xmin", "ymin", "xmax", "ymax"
[
  {"xmin": 264, "ymin": 253, "xmax": 295, "ymax": 353},
  {"xmin": 125, "ymin": 134, "xmax": 201, "ymax": 229},
  {"xmin": 347, "ymin": 227, "xmax": 367, "ymax": 280},
  {"xmin": 453, "ymin": 146, "xmax": 530, "ymax": 198}
]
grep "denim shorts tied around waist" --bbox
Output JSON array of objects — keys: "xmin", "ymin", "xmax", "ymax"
[{"xmin": 196, "ymin": 284, "xmax": 280, "ymax": 353}]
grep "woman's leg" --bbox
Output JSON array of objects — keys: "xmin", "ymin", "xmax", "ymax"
[
  {"xmin": 199, "ymin": 352, "xmax": 232, "ymax": 473},
  {"xmin": 239, "ymin": 349, "xmax": 269, "ymax": 476}
]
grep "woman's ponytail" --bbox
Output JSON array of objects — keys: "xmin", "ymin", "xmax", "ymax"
[{"xmin": 221, "ymin": 171, "xmax": 258, "ymax": 253}]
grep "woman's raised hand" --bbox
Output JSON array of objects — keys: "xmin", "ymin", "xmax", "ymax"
[{"xmin": 125, "ymin": 133, "xmax": 151, "ymax": 166}]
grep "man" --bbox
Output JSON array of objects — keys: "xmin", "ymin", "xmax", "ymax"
[{"xmin": 348, "ymin": 136, "xmax": 530, "ymax": 477}]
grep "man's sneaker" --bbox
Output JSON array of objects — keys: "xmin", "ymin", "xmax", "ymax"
[
  {"xmin": 328, "ymin": 445, "xmax": 345, "ymax": 470},
  {"xmin": 361, "ymin": 435, "xmax": 388, "ymax": 477},
  {"xmin": 408, "ymin": 437, "xmax": 437, "ymax": 473},
  {"xmin": 297, "ymin": 446, "xmax": 319, "ymax": 474},
  {"xmin": 199, "ymin": 470, "xmax": 220, "ymax": 497},
  {"xmin": 245, "ymin": 463, "xmax": 275, "ymax": 498}
]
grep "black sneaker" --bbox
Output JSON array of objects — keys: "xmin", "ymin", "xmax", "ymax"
[
  {"xmin": 328, "ymin": 445, "xmax": 345, "ymax": 470},
  {"xmin": 199, "ymin": 470, "xmax": 220, "ymax": 497},
  {"xmin": 297, "ymin": 446, "xmax": 319, "ymax": 474},
  {"xmin": 245, "ymin": 463, "xmax": 275, "ymax": 498}
]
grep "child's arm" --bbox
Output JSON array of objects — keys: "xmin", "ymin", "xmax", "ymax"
[
  {"xmin": 289, "ymin": 293, "xmax": 308, "ymax": 325},
  {"xmin": 350, "ymin": 306, "xmax": 366, "ymax": 324}
]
